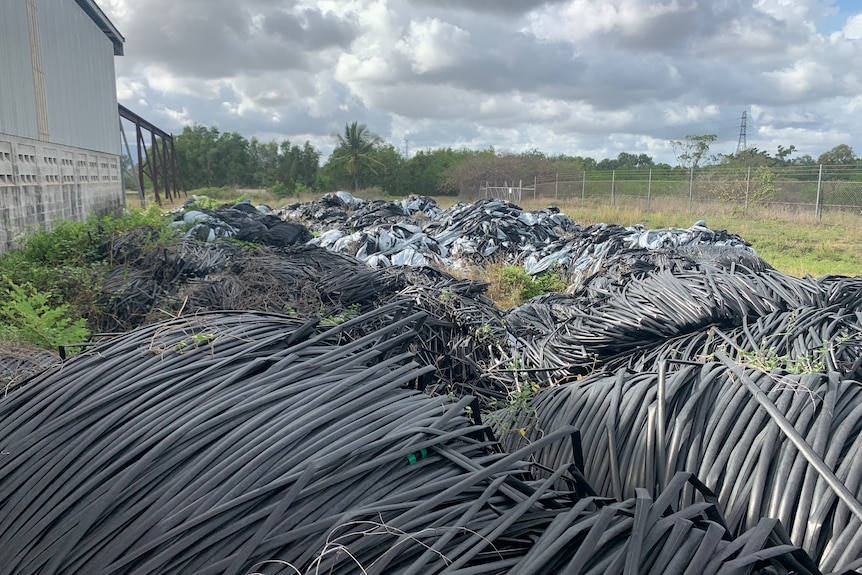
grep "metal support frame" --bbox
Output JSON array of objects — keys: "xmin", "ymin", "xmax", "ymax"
[
  {"xmin": 119, "ymin": 117, "xmax": 145, "ymax": 207},
  {"xmin": 118, "ymin": 104, "xmax": 183, "ymax": 206}
]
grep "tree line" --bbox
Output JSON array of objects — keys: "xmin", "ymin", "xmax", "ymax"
[{"xmin": 167, "ymin": 123, "xmax": 861, "ymax": 198}]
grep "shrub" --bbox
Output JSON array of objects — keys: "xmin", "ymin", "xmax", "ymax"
[
  {"xmin": 0, "ymin": 208, "xmax": 178, "ymax": 338},
  {"xmin": 499, "ymin": 265, "xmax": 566, "ymax": 302},
  {"xmin": 0, "ymin": 279, "xmax": 90, "ymax": 352},
  {"xmin": 270, "ymin": 181, "xmax": 291, "ymax": 198}
]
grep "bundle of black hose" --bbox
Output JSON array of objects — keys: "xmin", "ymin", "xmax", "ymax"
[
  {"xmin": 0, "ymin": 343, "xmax": 59, "ymax": 393},
  {"xmin": 505, "ymin": 263, "xmax": 861, "ymax": 378},
  {"xmin": 496, "ymin": 359, "xmax": 862, "ymax": 572},
  {"xmin": 0, "ymin": 307, "xmax": 821, "ymax": 575}
]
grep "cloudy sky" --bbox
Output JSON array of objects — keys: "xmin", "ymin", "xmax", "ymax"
[{"xmin": 96, "ymin": 0, "xmax": 862, "ymax": 164}]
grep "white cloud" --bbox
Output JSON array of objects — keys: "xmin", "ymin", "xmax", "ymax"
[
  {"xmin": 116, "ymin": 77, "xmax": 146, "ymax": 101},
  {"xmin": 142, "ymin": 65, "xmax": 225, "ymax": 99},
  {"xmin": 155, "ymin": 105, "xmax": 192, "ymax": 126},
  {"xmin": 844, "ymin": 13, "xmax": 862, "ymax": 39},
  {"xmin": 663, "ymin": 105, "xmax": 721, "ymax": 126},
  {"xmin": 94, "ymin": 0, "xmax": 862, "ymax": 165},
  {"xmin": 763, "ymin": 60, "xmax": 835, "ymax": 99},
  {"xmin": 398, "ymin": 18, "xmax": 470, "ymax": 74}
]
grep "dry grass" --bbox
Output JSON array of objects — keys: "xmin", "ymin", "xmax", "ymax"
[{"xmin": 125, "ymin": 187, "xmax": 284, "ymax": 211}]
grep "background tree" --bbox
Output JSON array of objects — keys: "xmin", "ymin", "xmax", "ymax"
[
  {"xmin": 818, "ymin": 144, "xmax": 856, "ymax": 165},
  {"xmin": 817, "ymin": 144, "xmax": 858, "ymax": 181},
  {"xmin": 174, "ymin": 125, "xmax": 221, "ymax": 189},
  {"xmin": 597, "ymin": 152, "xmax": 654, "ymax": 171},
  {"xmin": 248, "ymin": 137, "xmax": 280, "ymax": 188},
  {"xmin": 670, "ymin": 134, "xmax": 717, "ymax": 169},
  {"xmin": 328, "ymin": 122, "xmax": 384, "ymax": 191},
  {"xmin": 365, "ymin": 143, "xmax": 403, "ymax": 195},
  {"xmin": 173, "ymin": 124, "xmax": 320, "ymax": 194},
  {"xmin": 775, "ymin": 144, "xmax": 797, "ymax": 166},
  {"xmin": 401, "ymin": 148, "xmax": 465, "ymax": 196}
]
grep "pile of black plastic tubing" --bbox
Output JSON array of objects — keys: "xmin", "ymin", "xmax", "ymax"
[
  {"xmin": 498, "ymin": 356, "xmax": 862, "ymax": 573},
  {"xmin": 606, "ymin": 304, "xmax": 862, "ymax": 377},
  {"xmin": 0, "ymin": 307, "xmax": 823, "ymax": 574},
  {"xmin": 0, "ymin": 344, "xmax": 59, "ymax": 394},
  {"xmin": 506, "ymin": 266, "xmax": 862, "ymax": 378}
]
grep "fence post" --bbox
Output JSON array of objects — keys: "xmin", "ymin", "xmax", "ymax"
[
  {"xmin": 534, "ymin": 176, "xmax": 537, "ymax": 200},
  {"xmin": 582, "ymin": 170, "xmax": 586, "ymax": 201},
  {"xmin": 688, "ymin": 167, "xmax": 694, "ymax": 213},
  {"xmin": 745, "ymin": 166, "xmax": 751, "ymax": 212},
  {"xmin": 647, "ymin": 168, "xmax": 652, "ymax": 210},
  {"xmin": 555, "ymin": 173, "xmax": 558, "ymax": 200},
  {"xmin": 815, "ymin": 164, "xmax": 823, "ymax": 219},
  {"xmin": 611, "ymin": 170, "xmax": 616, "ymax": 206},
  {"xmin": 519, "ymin": 180, "xmax": 523, "ymax": 203}
]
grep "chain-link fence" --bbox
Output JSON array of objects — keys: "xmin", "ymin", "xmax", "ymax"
[{"xmin": 478, "ymin": 165, "xmax": 862, "ymax": 217}]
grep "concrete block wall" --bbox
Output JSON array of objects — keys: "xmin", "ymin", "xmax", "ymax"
[{"xmin": 0, "ymin": 133, "xmax": 123, "ymax": 253}]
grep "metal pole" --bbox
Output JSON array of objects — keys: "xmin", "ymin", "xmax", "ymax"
[
  {"xmin": 119, "ymin": 118, "xmax": 145, "ymax": 208},
  {"xmin": 688, "ymin": 167, "xmax": 694, "ymax": 213},
  {"xmin": 533, "ymin": 176, "xmax": 537, "ymax": 200},
  {"xmin": 168, "ymin": 135, "xmax": 182, "ymax": 196},
  {"xmin": 647, "ymin": 168, "xmax": 652, "ymax": 210},
  {"xmin": 611, "ymin": 170, "xmax": 616, "ymax": 206},
  {"xmin": 582, "ymin": 170, "xmax": 586, "ymax": 201},
  {"xmin": 150, "ymin": 131, "xmax": 160, "ymax": 206},
  {"xmin": 745, "ymin": 165, "xmax": 751, "ymax": 212},
  {"xmin": 815, "ymin": 164, "xmax": 823, "ymax": 219},
  {"xmin": 160, "ymin": 135, "xmax": 171, "ymax": 202},
  {"xmin": 135, "ymin": 124, "xmax": 146, "ymax": 204},
  {"xmin": 555, "ymin": 172, "xmax": 558, "ymax": 200}
]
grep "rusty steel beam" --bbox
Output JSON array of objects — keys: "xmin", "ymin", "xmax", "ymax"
[{"xmin": 119, "ymin": 104, "xmax": 183, "ymax": 206}]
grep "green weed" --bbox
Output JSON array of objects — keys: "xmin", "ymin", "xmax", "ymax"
[
  {"xmin": 0, "ymin": 279, "xmax": 90, "ymax": 352},
  {"xmin": 320, "ymin": 303, "xmax": 361, "ymax": 326}
]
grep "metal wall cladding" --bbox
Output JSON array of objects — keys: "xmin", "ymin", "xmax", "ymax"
[
  {"xmin": 38, "ymin": 0, "xmax": 119, "ymax": 155},
  {"xmin": 0, "ymin": 1, "xmax": 39, "ymax": 139}
]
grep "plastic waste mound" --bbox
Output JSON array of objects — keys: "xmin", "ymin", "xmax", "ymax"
[
  {"xmin": 173, "ymin": 197, "xmax": 312, "ymax": 247},
  {"xmin": 268, "ymin": 194, "xmax": 767, "ymax": 293}
]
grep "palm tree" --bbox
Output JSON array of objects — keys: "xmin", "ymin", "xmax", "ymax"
[{"xmin": 331, "ymin": 122, "xmax": 384, "ymax": 191}]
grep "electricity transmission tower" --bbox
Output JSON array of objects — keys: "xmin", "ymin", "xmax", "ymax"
[{"xmin": 736, "ymin": 111, "xmax": 747, "ymax": 154}]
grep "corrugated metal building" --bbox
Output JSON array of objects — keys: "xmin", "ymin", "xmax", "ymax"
[{"xmin": 0, "ymin": 0, "xmax": 124, "ymax": 252}]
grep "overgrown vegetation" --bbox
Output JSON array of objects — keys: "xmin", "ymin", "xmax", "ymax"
[
  {"xmin": 0, "ymin": 207, "xmax": 177, "ymax": 352},
  {"xmin": 733, "ymin": 345, "xmax": 826, "ymax": 375},
  {"xmin": 320, "ymin": 303, "xmax": 361, "ymax": 326},
  {"xmin": 485, "ymin": 354, "xmax": 542, "ymax": 435},
  {"xmin": 0, "ymin": 280, "xmax": 90, "ymax": 352},
  {"xmin": 482, "ymin": 265, "xmax": 567, "ymax": 309}
]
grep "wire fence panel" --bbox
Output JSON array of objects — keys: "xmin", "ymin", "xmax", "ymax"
[{"xmin": 478, "ymin": 164, "xmax": 862, "ymax": 217}]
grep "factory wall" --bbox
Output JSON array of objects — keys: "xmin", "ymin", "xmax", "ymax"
[
  {"xmin": 0, "ymin": 134, "xmax": 122, "ymax": 253},
  {"xmin": 0, "ymin": 1, "xmax": 39, "ymax": 140},
  {"xmin": 40, "ymin": 0, "xmax": 120, "ymax": 155},
  {"xmin": 0, "ymin": 0, "xmax": 123, "ymax": 252}
]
